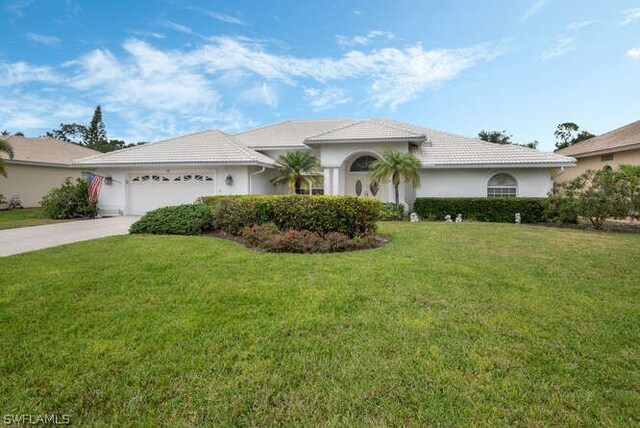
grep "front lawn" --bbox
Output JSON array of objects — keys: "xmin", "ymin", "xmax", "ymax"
[
  {"xmin": 0, "ymin": 223, "xmax": 638, "ymax": 425},
  {"xmin": 0, "ymin": 208, "xmax": 68, "ymax": 230}
]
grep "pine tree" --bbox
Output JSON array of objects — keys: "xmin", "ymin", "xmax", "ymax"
[{"xmin": 84, "ymin": 105, "xmax": 108, "ymax": 147}]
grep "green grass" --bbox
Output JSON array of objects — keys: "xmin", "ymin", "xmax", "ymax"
[
  {"xmin": 0, "ymin": 207, "xmax": 67, "ymax": 230},
  {"xmin": 1, "ymin": 223, "xmax": 638, "ymax": 426}
]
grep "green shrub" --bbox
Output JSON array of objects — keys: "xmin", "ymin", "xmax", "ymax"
[
  {"xmin": 414, "ymin": 197, "xmax": 546, "ymax": 223},
  {"xmin": 40, "ymin": 178, "xmax": 97, "ymax": 219},
  {"xmin": 379, "ymin": 202, "xmax": 404, "ymax": 221},
  {"xmin": 0, "ymin": 194, "xmax": 5, "ymax": 205},
  {"xmin": 546, "ymin": 170, "xmax": 629, "ymax": 229},
  {"xmin": 199, "ymin": 195, "xmax": 381, "ymax": 238},
  {"xmin": 129, "ymin": 204, "xmax": 212, "ymax": 235}
]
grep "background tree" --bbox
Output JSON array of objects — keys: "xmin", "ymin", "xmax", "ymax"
[
  {"xmin": 478, "ymin": 130, "xmax": 539, "ymax": 149},
  {"xmin": 271, "ymin": 151, "xmax": 320, "ymax": 194},
  {"xmin": 0, "ymin": 139, "xmax": 15, "ymax": 177},
  {"xmin": 46, "ymin": 105, "xmax": 125, "ymax": 153},
  {"xmin": 369, "ymin": 149, "xmax": 421, "ymax": 207},
  {"xmin": 84, "ymin": 105, "xmax": 108, "ymax": 146},
  {"xmin": 554, "ymin": 122, "xmax": 595, "ymax": 150},
  {"xmin": 478, "ymin": 130, "xmax": 512, "ymax": 145}
]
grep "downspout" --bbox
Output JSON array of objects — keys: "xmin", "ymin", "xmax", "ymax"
[{"xmin": 249, "ymin": 166, "xmax": 266, "ymax": 195}]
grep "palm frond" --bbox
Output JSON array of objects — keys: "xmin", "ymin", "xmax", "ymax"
[{"xmin": 0, "ymin": 139, "xmax": 14, "ymax": 178}]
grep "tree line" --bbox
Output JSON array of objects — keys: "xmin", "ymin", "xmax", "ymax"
[{"xmin": 478, "ymin": 122, "xmax": 595, "ymax": 150}]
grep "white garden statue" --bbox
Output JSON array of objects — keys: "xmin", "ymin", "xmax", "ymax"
[
  {"xmin": 445, "ymin": 214, "xmax": 452, "ymax": 222},
  {"xmin": 410, "ymin": 212, "xmax": 419, "ymax": 223},
  {"xmin": 515, "ymin": 213, "xmax": 521, "ymax": 224},
  {"xmin": 455, "ymin": 214, "xmax": 462, "ymax": 223}
]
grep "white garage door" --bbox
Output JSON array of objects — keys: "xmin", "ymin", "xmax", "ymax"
[{"xmin": 128, "ymin": 172, "xmax": 215, "ymax": 215}]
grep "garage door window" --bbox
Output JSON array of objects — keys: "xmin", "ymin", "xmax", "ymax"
[{"xmin": 131, "ymin": 173, "xmax": 214, "ymax": 183}]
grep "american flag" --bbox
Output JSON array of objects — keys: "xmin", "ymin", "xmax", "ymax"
[{"xmin": 88, "ymin": 175, "xmax": 104, "ymax": 203}]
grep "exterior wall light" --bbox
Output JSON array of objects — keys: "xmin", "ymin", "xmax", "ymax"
[
  {"xmin": 225, "ymin": 175, "xmax": 233, "ymax": 186},
  {"xmin": 104, "ymin": 176, "xmax": 113, "ymax": 185}
]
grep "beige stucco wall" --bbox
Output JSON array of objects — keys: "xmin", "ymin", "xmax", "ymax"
[
  {"xmin": 0, "ymin": 163, "xmax": 84, "ymax": 207},
  {"xmin": 555, "ymin": 148, "xmax": 640, "ymax": 182}
]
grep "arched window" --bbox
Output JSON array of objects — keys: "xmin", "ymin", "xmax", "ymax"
[
  {"xmin": 350, "ymin": 155, "xmax": 377, "ymax": 172},
  {"xmin": 487, "ymin": 173, "xmax": 517, "ymax": 197}
]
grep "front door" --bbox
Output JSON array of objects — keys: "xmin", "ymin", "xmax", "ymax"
[
  {"xmin": 345, "ymin": 155, "xmax": 387, "ymax": 201},
  {"xmin": 347, "ymin": 174, "xmax": 382, "ymax": 198}
]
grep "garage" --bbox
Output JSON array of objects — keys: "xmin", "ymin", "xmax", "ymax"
[{"xmin": 128, "ymin": 172, "xmax": 215, "ymax": 215}]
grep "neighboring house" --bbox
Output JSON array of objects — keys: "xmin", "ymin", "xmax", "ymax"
[
  {"xmin": 73, "ymin": 118, "xmax": 576, "ymax": 215},
  {"xmin": 555, "ymin": 120, "xmax": 640, "ymax": 182},
  {"xmin": 0, "ymin": 136, "xmax": 100, "ymax": 207}
]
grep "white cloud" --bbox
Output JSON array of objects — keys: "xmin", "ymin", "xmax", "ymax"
[
  {"xmin": 194, "ymin": 8, "xmax": 246, "ymax": 25},
  {"xmin": 160, "ymin": 20, "xmax": 197, "ymax": 36},
  {"xmin": 4, "ymin": 0, "xmax": 33, "ymax": 19},
  {"xmin": 0, "ymin": 61, "xmax": 58, "ymax": 85},
  {"xmin": 353, "ymin": 10, "xmax": 362, "ymax": 16},
  {"xmin": 304, "ymin": 87, "xmax": 352, "ymax": 111},
  {"xmin": 335, "ymin": 30, "xmax": 395, "ymax": 47},
  {"xmin": 0, "ymin": 36, "xmax": 501, "ymax": 138},
  {"xmin": 620, "ymin": 7, "xmax": 640, "ymax": 26},
  {"xmin": 627, "ymin": 47, "xmax": 640, "ymax": 59},
  {"xmin": 520, "ymin": 0, "xmax": 546, "ymax": 22},
  {"xmin": 0, "ymin": 92, "xmax": 91, "ymax": 130},
  {"xmin": 25, "ymin": 32, "xmax": 62, "ymax": 46},
  {"xmin": 129, "ymin": 30, "xmax": 165, "ymax": 39},
  {"xmin": 542, "ymin": 37, "xmax": 575, "ymax": 60},
  {"xmin": 241, "ymin": 82, "xmax": 278, "ymax": 107},
  {"xmin": 567, "ymin": 21, "xmax": 592, "ymax": 31}
]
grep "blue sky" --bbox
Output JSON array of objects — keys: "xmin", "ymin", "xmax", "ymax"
[{"xmin": 1, "ymin": 0, "xmax": 639, "ymax": 150}]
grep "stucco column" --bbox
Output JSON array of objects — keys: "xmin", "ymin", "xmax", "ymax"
[
  {"xmin": 332, "ymin": 168, "xmax": 340, "ymax": 195},
  {"xmin": 387, "ymin": 180, "xmax": 394, "ymax": 203},
  {"xmin": 323, "ymin": 168, "xmax": 332, "ymax": 195}
]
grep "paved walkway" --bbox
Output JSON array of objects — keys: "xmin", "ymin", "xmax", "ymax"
[{"xmin": 0, "ymin": 216, "xmax": 138, "ymax": 257}]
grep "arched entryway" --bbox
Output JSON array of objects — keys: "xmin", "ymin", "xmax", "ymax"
[{"xmin": 345, "ymin": 154, "xmax": 388, "ymax": 201}]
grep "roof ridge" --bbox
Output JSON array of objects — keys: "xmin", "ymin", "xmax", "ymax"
[
  {"xmin": 555, "ymin": 119, "xmax": 640, "ymax": 154},
  {"xmin": 73, "ymin": 128, "xmax": 226, "ymax": 164},
  {"xmin": 303, "ymin": 119, "xmax": 366, "ymax": 140},
  {"xmin": 367, "ymin": 119, "xmax": 425, "ymax": 138}
]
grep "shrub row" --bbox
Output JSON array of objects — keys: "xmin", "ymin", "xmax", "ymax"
[
  {"xmin": 129, "ymin": 204, "xmax": 212, "ymax": 235},
  {"xmin": 414, "ymin": 197, "xmax": 546, "ymax": 223},
  {"xmin": 198, "ymin": 195, "xmax": 381, "ymax": 237},
  {"xmin": 242, "ymin": 223, "xmax": 379, "ymax": 253}
]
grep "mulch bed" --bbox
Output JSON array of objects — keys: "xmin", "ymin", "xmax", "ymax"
[{"xmin": 206, "ymin": 230, "xmax": 389, "ymax": 253}]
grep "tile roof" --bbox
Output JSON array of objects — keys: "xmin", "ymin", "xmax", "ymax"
[
  {"xmin": 305, "ymin": 119, "xmax": 425, "ymax": 143},
  {"xmin": 1, "ymin": 135, "xmax": 100, "ymax": 166},
  {"xmin": 233, "ymin": 118, "xmax": 356, "ymax": 148},
  {"xmin": 373, "ymin": 119, "xmax": 575, "ymax": 167},
  {"xmin": 73, "ymin": 129, "xmax": 275, "ymax": 166},
  {"xmin": 554, "ymin": 120, "xmax": 640, "ymax": 157}
]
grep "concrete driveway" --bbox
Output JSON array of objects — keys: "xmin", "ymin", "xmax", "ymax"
[{"xmin": 0, "ymin": 216, "xmax": 138, "ymax": 257}]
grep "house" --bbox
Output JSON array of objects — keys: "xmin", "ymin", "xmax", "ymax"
[
  {"xmin": 72, "ymin": 118, "xmax": 576, "ymax": 215},
  {"xmin": 0, "ymin": 136, "xmax": 100, "ymax": 207},
  {"xmin": 554, "ymin": 120, "xmax": 640, "ymax": 182}
]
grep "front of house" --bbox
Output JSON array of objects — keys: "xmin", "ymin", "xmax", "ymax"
[{"xmin": 73, "ymin": 118, "xmax": 576, "ymax": 216}]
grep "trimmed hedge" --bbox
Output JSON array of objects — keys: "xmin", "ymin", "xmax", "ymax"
[
  {"xmin": 198, "ymin": 195, "xmax": 381, "ymax": 237},
  {"xmin": 129, "ymin": 204, "xmax": 213, "ymax": 235},
  {"xmin": 414, "ymin": 197, "xmax": 545, "ymax": 223}
]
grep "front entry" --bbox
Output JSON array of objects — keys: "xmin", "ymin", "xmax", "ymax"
[{"xmin": 345, "ymin": 155, "xmax": 388, "ymax": 201}]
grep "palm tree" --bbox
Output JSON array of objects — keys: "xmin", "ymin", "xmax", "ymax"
[
  {"xmin": 0, "ymin": 139, "xmax": 15, "ymax": 178},
  {"xmin": 271, "ymin": 151, "xmax": 321, "ymax": 194},
  {"xmin": 369, "ymin": 149, "xmax": 421, "ymax": 207}
]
